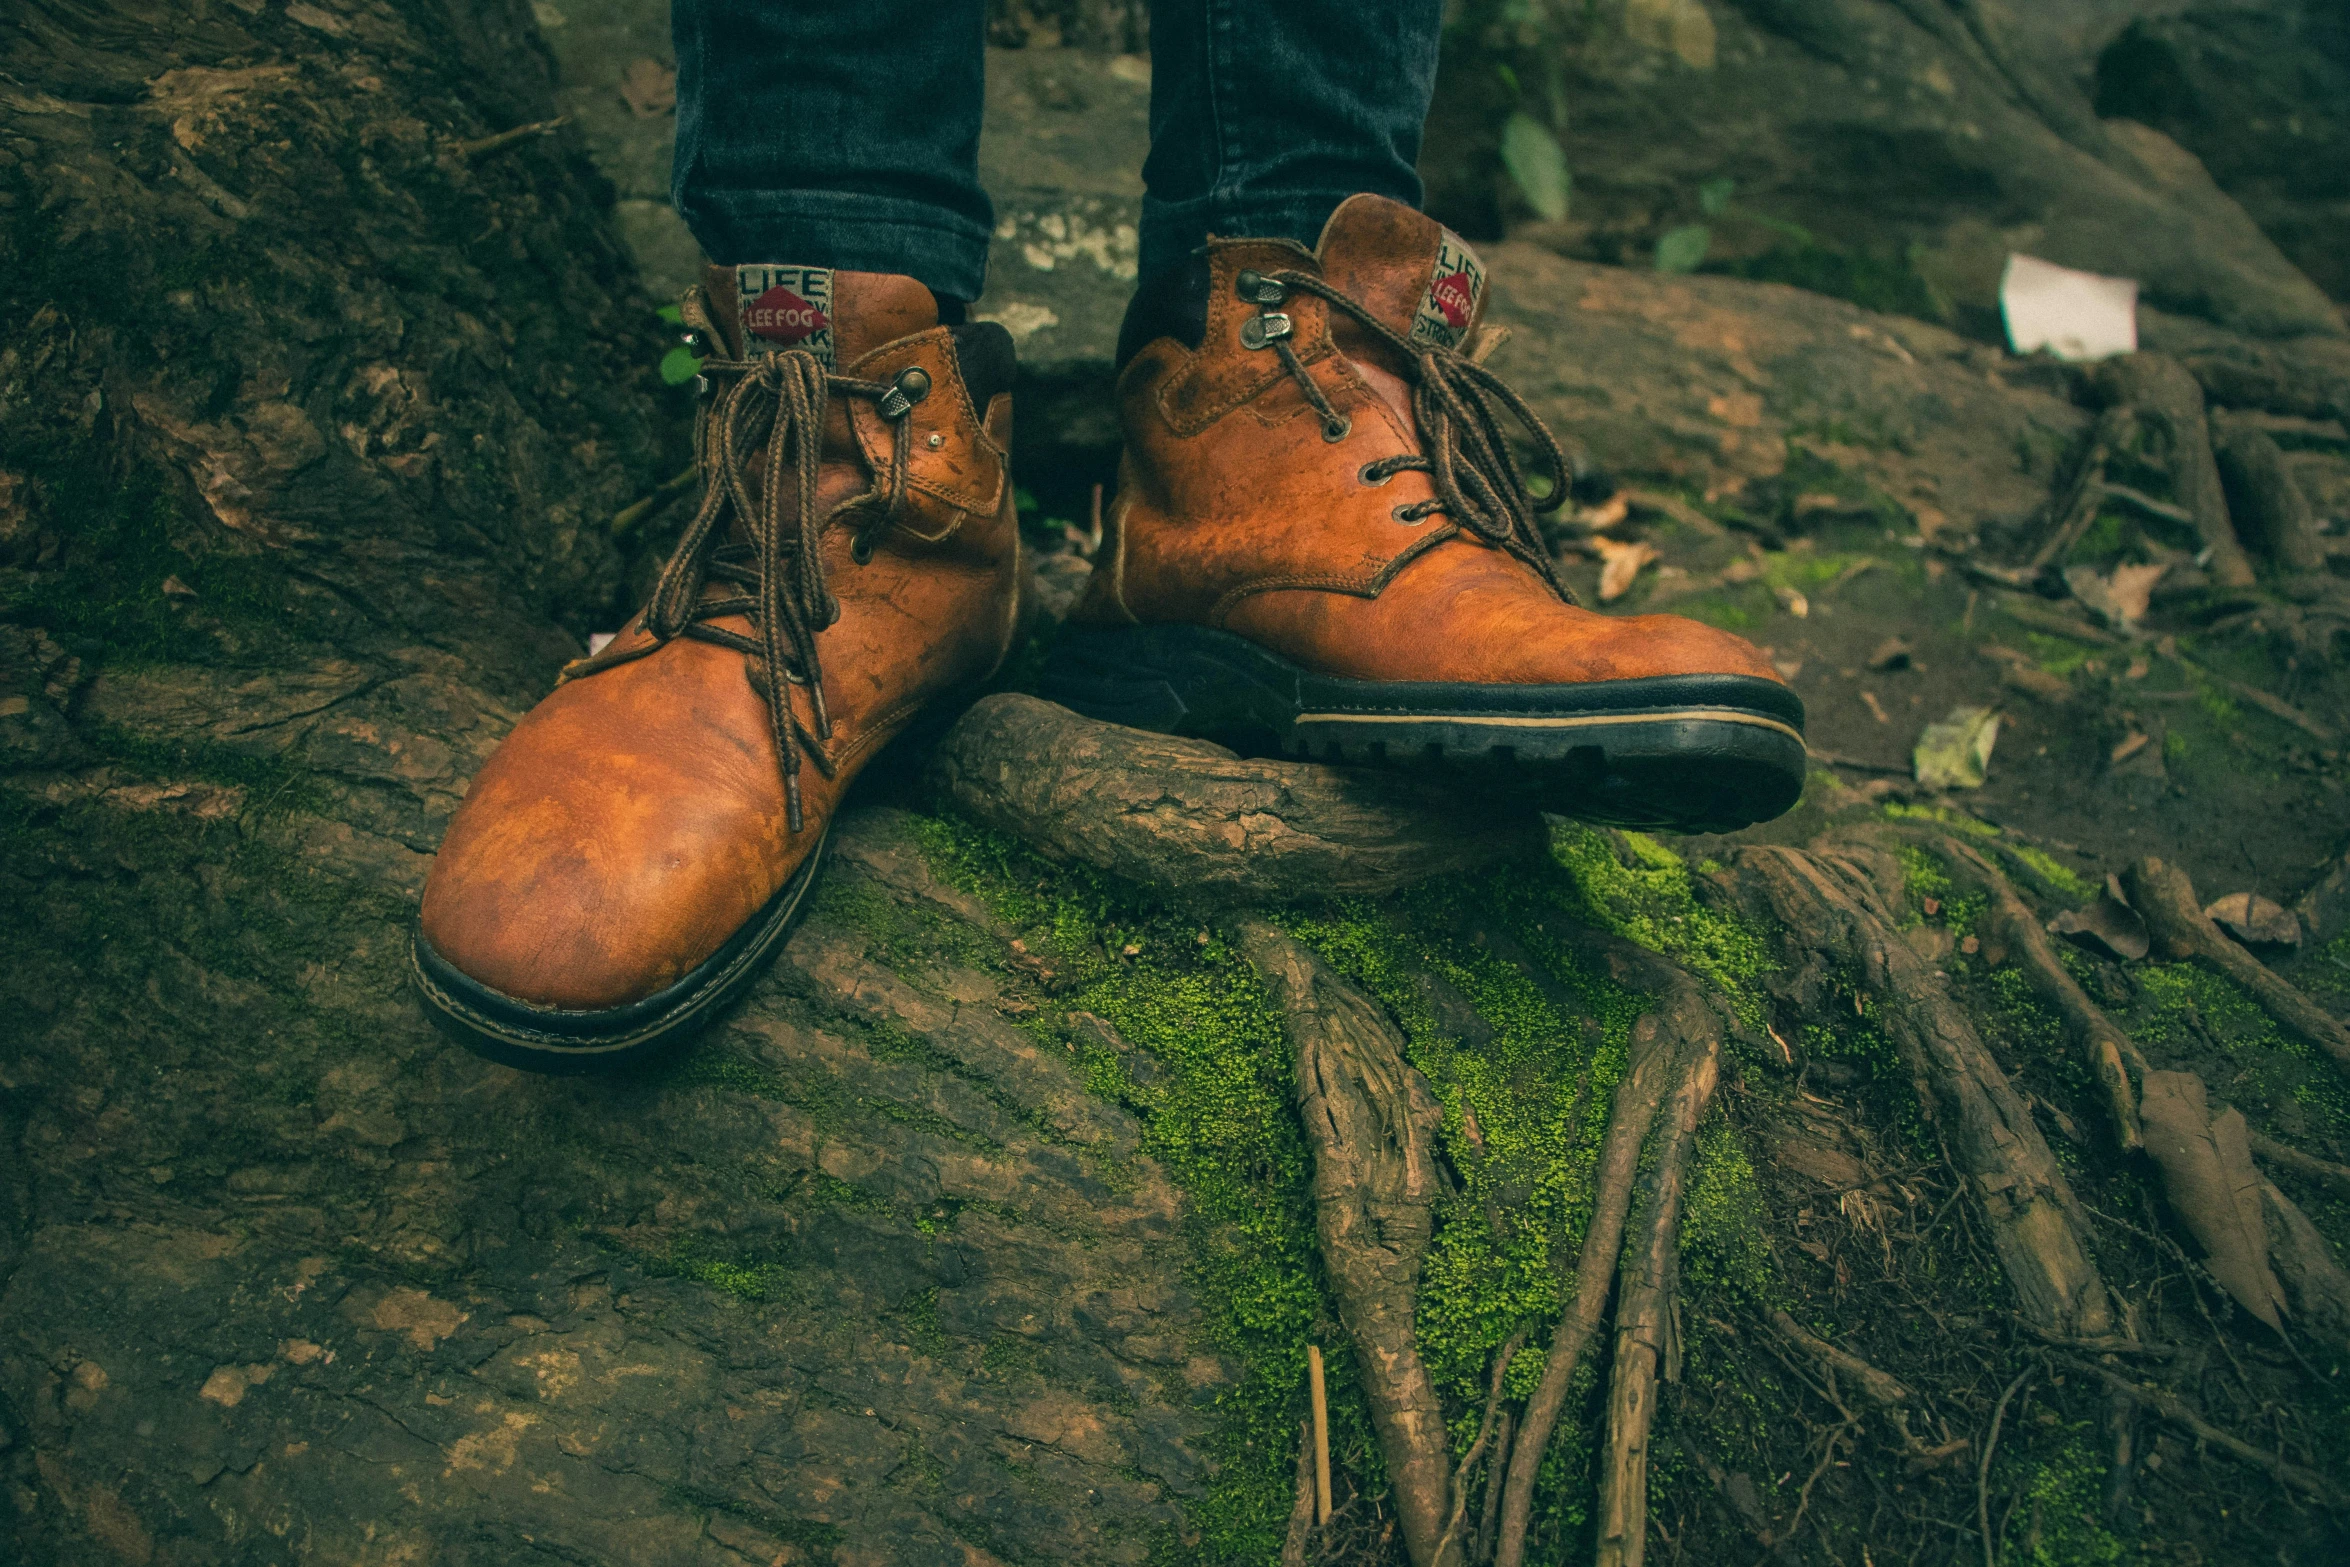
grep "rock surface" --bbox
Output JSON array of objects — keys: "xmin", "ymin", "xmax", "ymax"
[{"xmin": 1424, "ymin": 0, "xmax": 2345, "ymax": 342}]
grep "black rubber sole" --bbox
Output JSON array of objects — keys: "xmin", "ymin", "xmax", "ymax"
[
  {"xmin": 410, "ymin": 819, "xmax": 835, "ymax": 1074},
  {"xmin": 1038, "ymin": 625, "xmax": 1808, "ymax": 834}
]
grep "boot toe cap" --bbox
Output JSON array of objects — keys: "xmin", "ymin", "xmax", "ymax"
[{"xmin": 419, "ymin": 699, "xmax": 797, "ymax": 1016}]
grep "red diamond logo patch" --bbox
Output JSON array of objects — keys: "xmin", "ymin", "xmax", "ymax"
[{"xmin": 746, "ymin": 285, "xmax": 829, "ymax": 346}]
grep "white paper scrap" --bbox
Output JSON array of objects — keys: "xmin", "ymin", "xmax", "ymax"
[
  {"xmin": 2001, "ymin": 253, "xmax": 2138, "ymax": 361},
  {"xmin": 586, "ymin": 632, "xmax": 617, "ymax": 656}
]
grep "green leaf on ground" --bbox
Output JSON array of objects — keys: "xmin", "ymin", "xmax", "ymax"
[
  {"xmin": 657, "ymin": 345, "xmax": 703, "ymax": 385},
  {"xmin": 1500, "ymin": 111, "xmax": 1571, "ymax": 222},
  {"xmin": 1655, "ymin": 223, "xmax": 1711, "ymax": 273},
  {"xmin": 1698, "ymin": 176, "xmax": 1736, "ymax": 216}
]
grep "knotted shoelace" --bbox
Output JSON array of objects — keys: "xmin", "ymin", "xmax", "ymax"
[
  {"xmin": 1247, "ymin": 267, "xmax": 1577, "ymax": 604},
  {"xmin": 629, "ymin": 335, "xmax": 926, "ymax": 833}
]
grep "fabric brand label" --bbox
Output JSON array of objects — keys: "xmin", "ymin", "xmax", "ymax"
[
  {"xmin": 1410, "ymin": 231, "xmax": 1485, "ymax": 351},
  {"xmin": 738, "ymin": 264, "xmax": 835, "ymax": 364}
]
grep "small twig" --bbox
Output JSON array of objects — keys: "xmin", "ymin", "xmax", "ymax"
[
  {"xmin": 1309, "ymin": 1343, "xmax": 1333, "ymax": 1527},
  {"xmin": 2057, "ymin": 1357, "xmax": 2343, "ymax": 1507},
  {"xmin": 2248, "ymin": 1130, "xmax": 2350, "ymax": 1199},
  {"xmin": 1811, "ymin": 749, "xmax": 1911, "ymax": 777},
  {"xmin": 1435, "ymin": 1332, "xmax": 1525, "ymax": 1566},
  {"xmin": 1978, "ymin": 1366, "xmax": 2036, "ymax": 1567},
  {"xmin": 1770, "ymin": 1418, "xmax": 1860, "ymax": 1567},
  {"xmin": 2102, "ymin": 1388, "xmax": 2137, "ymax": 1524},
  {"xmin": 611, "ymin": 464, "xmax": 700, "ymax": 536},
  {"xmin": 454, "ymin": 114, "xmax": 569, "ymax": 162},
  {"xmin": 1768, "ymin": 1310, "xmax": 1914, "ymax": 1412},
  {"xmin": 2223, "ymin": 679, "xmax": 2340, "ymax": 745},
  {"xmin": 1284, "ymin": 1417, "xmax": 1318, "ymax": 1567},
  {"xmin": 2031, "ymin": 406, "xmax": 2128, "ymax": 571}
]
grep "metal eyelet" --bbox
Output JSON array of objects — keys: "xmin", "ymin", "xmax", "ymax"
[
  {"xmin": 877, "ymin": 366, "xmax": 932, "ymax": 419},
  {"xmin": 1359, "ymin": 461, "xmax": 1394, "ymax": 487},
  {"xmin": 1238, "ymin": 312, "xmax": 1293, "ymax": 351},
  {"xmin": 1321, "ymin": 416, "xmax": 1351, "ymax": 443},
  {"xmin": 1235, "ymin": 269, "xmax": 1288, "ymax": 306},
  {"xmin": 850, "ymin": 535, "xmax": 876, "ymax": 565},
  {"xmin": 1392, "ymin": 502, "xmax": 1428, "ymax": 525},
  {"xmin": 926, "ymin": 432, "xmax": 945, "ymax": 449}
]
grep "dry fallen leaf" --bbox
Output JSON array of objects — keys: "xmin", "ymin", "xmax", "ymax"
[
  {"xmin": 2204, "ymin": 891, "xmax": 2300, "ymax": 949},
  {"xmin": 2108, "ymin": 731, "xmax": 2149, "ymax": 766},
  {"xmin": 1579, "ymin": 492, "xmax": 1630, "ymax": 531},
  {"xmin": 2064, "ymin": 561, "xmax": 2167, "ymax": 631},
  {"xmin": 2138, "ymin": 1072, "xmax": 2285, "ymax": 1330},
  {"xmin": 1773, "ymin": 584, "xmax": 1809, "ymax": 618},
  {"xmin": 159, "ymin": 575, "xmax": 198, "ymax": 600},
  {"xmin": 1861, "ymin": 690, "xmax": 1890, "ymax": 725},
  {"xmin": 2049, "ymin": 890, "xmax": 2150, "ymax": 962},
  {"xmin": 1866, "ymin": 637, "xmax": 1913, "ymax": 672},
  {"xmin": 1595, "ymin": 537, "xmax": 1660, "ymax": 602},
  {"xmin": 619, "ymin": 57, "xmax": 677, "ymax": 118}
]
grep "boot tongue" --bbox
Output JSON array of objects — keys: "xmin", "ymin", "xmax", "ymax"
[
  {"xmin": 1313, "ymin": 194, "xmax": 1490, "ymax": 371},
  {"xmin": 699, "ymin": 264, "xmax": 940, "ymax": 365}
]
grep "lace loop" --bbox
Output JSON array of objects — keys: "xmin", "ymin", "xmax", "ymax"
[
  {"xmin": 638, "ymin": 333, "xmax": 921, "ymax": 832},
  {"xmin": 1255, "ymin": 269, "xmax": 1577, "ymax": 604}
]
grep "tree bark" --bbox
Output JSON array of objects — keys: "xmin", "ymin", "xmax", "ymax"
[
  {"xmin": 2214, "ymin": 423, "xmax": 2326, "ymax": 574},
  {"xmin": 932, "ymin": 693, "xmax": 1546, "ymax": 906},
  {"xmin": 1237, "ymin": 919, "xmax": 1454, "ymax": 1567}
]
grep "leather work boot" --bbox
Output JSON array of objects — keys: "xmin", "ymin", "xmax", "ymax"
[
  {"xmin": 414, "ymin": 266, "xmax": 1021, "ymax": 1071},
  {"xmin": 1043, "ymin": 195, "xmax": 1806, "ymax": 832}
]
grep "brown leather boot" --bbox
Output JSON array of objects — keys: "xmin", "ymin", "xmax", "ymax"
[
  {"xmin": 1043, "ymin": 195, "xmax": 1806, "ymax": 832},
  {"xmin": 413, "ymin": 266, "xmax": 1021, "ymax": 1070}
]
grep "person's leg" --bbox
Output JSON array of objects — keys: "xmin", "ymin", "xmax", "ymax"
[
  {"xmin": 672, "ymin": 0, "xmax": 993, "ymax": 305},
  {"xmin": 1061, "ymin": 6, "xmax": 1808, "ymax": 864},
  {"xmin": 416, "ymin": 3, "xmax": 1024, "ymax": 1071},
  {"xmin": 1118, "ymin": 0, "xmax": 1445, "ymax": 357}
]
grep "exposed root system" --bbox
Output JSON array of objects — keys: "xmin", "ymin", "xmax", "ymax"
[
  {"xmin": 2124, "ymin": 856, "xmax": 2350, "ymax": 1075},
  {"xmin": 1725, "ymin": 844, "xmax": 2117, "ymax": 1338}
]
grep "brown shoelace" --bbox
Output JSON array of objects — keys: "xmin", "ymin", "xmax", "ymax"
[
  {"xmin": 590, "ymin": 308, "xmax": 929, "ymax": 833},
  {"xmin": 1244, "ymin": 267, "xmax": 1576, "ymax": 603}
]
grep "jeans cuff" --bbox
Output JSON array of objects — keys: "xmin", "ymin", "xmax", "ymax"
[
  {"xmin": 675, "ymin": 190, "xmax": 994, "ymax": 303},
  {"xmin": 1138, "ymin": 193, "xmax": 1351, "ymax": 285}
]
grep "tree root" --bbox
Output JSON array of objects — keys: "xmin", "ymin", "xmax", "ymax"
[
  {"xmin": 2059, "ymin": 1358, "xmax": 2344, "ymax": 1508},
  {"xmin": 2091, "ymin": 354, "xmax": 2255, "ymax": 589},
  {"xmin": 2249, "ymin": 1130, "xmax": 2350, "ymax": 1199},
  {"xmin": 1494, "ymin": 928, "xmax": 1738, "ymax": 1567},
  {"xmin": 1766, "ymin": 1309, "xmax": 1915, "ymax": 1414},
  {"xmin": 1857, "ymin": 825, "xmax": 2143, "ymax": 1150},
  {"xmin": 1236, "ymin": 920, "xmax": 1454, "ymax": 1567},
  {"xmin": 1594, "ymin": 1002, "xmax": 1723, "ymax": 1567},
  {"xmin": 931, "ymin": 695, "xmax": 1543, "ymax": 906},
  {"xmin": 2123, "ymin": 856, "xmax": 2350, "ymax": 1076},
  {"xmin": 1433, "ymin": 1332, "xmax": 1524, "ymax": 1567},
  {"xmin": 1723, "ymin": 845, "xmax": 2116, "ymax": 1337}
]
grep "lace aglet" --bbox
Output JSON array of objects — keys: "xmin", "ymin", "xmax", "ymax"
[{"xmin": 784, "ymin": 771, "xmax": 804, "ymax": 834}]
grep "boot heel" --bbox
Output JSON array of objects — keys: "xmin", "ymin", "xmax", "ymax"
[{"xmin": 1036, "ymin": 628, "xmax": 1195, "ymax": 731}]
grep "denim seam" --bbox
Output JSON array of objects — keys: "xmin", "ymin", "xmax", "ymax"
[{"xmin": 1205, "ymin": 0, "xmax": 1240, "ymax": 241}]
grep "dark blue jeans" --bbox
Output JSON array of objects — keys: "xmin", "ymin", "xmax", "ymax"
[{"xmin": 671, "ymin": 0, "xmax": 1445, "ymax": 305}]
